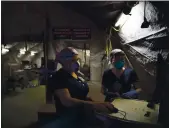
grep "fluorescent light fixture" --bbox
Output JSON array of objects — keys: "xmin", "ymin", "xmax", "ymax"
[
  {"xmin": 2, "ymin": 44, "xmax": 13, "ymax": 49},
  {"xmin": 31, "ymin": 52, "xmax": 35, "ymax": 56},
  {"xmin": 115, "ymin": 13, "xmax": 130, "ymax": 27},
  {"xmin": 20, "ymin": 51, "xmax": 25, "ymax": 54},
  {"xmin": 86, "ymin": 50, "xmax": 90, "ymax": 56},
  {"xmin": 31, "ymin": 51, "xmax": 37, "ymax": 56},
  {"xmin": 20, "ymin": 48, "xmax": 26, "ymax": 54},
  {"xmin": 83, "ymin": 50, "xmax": 90, "ymax": 56},
  {"xmin": 2, "ymin": 48, "xmax": 9, "ymax": 55}
]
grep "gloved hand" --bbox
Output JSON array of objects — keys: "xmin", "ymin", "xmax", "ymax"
[{"xmin": 122, "ymin": 90, "xmax": 138, "ymax": 99}]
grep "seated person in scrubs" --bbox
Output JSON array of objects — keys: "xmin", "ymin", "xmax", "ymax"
[
  {"xmin": 42, "ymin": 47, "xmax": 116, "ymax": 128},
  {"xmin": 101, "ymin": 49, "xmax": 142, "ymax": 102}
]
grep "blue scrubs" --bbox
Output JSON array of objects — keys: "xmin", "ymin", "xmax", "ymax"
[
  {"xmin": 41, "ymin": 68, "xmax": 89, "ymax": 128},
  {"xmin": 102, "ymin": 68, "xmax": 139, "ymax": 101}
]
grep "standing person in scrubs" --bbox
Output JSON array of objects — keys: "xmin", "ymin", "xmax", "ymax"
[{"xmin": 101, "ymin": 49, "xmax": 142, "ymax": 101}]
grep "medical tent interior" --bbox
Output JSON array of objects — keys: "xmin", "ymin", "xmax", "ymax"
[{"xmin": 1, "ymin": 1, "xmax": 169, "ymax": 102}]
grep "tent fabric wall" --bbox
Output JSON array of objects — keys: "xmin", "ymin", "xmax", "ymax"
[
  {"xmin": 123, "ymin": 29, "xmax": 169, "ymax": 76},
  {"xmin": 115, "ymin": 2, "xmax": 169, "ymax": 99}
]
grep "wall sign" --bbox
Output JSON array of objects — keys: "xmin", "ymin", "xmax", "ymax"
[
  {"xmin": 52, "ymin": 28, "xmax": 91, "ymax": 40},
  {"xmin": 52, "ymin": 28, "xmax": 72, "ymax": 39},
  {"xmin": 72, "ymin": 28, "xmax": 91, "ymax": 40}
]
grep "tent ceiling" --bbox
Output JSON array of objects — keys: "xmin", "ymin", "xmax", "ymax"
[
  {"xmin": 58, "ymin": 1, "xmax": 126, "ymax": 29},
  {"xmin": 2, "ymin": 1, "xmax": 169, "ymax": 45},
  {"xmin": 1, "ymin": 1, "xmax": 127, "ymax": 44}
]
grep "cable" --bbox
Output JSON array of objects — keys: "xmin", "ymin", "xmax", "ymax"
[
  {"xmin": 118, "ymin": 110, "xmax": 127, "ymax": 119},
  {"xmin": 118, "ymin": 111, "xmax": 125, "ymax": 118},
  {"xmin": 95, "ymin": 109, "xmax": 127, "ymax": 120}
]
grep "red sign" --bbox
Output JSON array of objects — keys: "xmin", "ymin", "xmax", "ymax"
[
  {"xmin": 52, "ymin": 28, "xmax": 71, "ymax": 39},
  {"xmin": 72, "ymin": 28, "xmax": 91, "ymax": 40},
  {"xmin": 52, "ymin": 28, "xmax": 91, "ymax": 40}
]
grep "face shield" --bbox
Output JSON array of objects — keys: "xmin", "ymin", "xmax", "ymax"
[
  {"xmin": 110, "ymin": 49, "xmax": 125, "ymax": 69},
  {"xmin": 56, "ymin": 47, "xmax": 80, "ymax": 72}
]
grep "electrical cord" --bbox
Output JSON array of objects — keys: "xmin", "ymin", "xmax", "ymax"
[
  {"xmin": 95, "ymin": 109, "xmax": 127, "ymax": 120},
  {"xmin": 118, "ymin": 110, "xmax": 127, "ymax": 119},
  {"xmin": 118, "ymin": 112, "xmax": 126, "ymax": 119}
]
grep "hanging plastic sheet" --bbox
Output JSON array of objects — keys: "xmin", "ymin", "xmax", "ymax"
[
  {"xmin": 122, "ymin": 29, "xmax": 169, "ymax": 76},
  {"xmin": 119, "ymin": 29, "xmax": 169, "ymax": 98}
]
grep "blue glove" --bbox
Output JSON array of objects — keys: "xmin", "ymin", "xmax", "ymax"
[{"xmin": 122, "ymin": 90, "xmax": 138, "ymax": 99}]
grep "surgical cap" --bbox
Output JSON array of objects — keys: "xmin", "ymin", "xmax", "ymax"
[
  {"xmin": 56, "ymin": 47, "xmax": 79, "ymax": 63},
  {"xmin": 110, "ymin": 49, "xmax": 125, "ymax": 57}
]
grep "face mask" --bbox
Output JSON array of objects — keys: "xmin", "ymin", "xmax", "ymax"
[{"xmin": 114, "ymin": 60, "xmax": 124, "ymax": 69}]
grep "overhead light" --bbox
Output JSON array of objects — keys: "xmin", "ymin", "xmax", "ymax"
[
  {"xmin": 20, "ymin": 48, "xmax": 26, "ymax": 54},
  {"xmin": 86, "ymin": 50, "xmax": 90, "ymax": 56},
  {"xmin": 115, "ymin": 13, "xmax": 127, "ymax": 27},
  {"xmin": 20, "ymin": 51, "xmax": 25, "ymax": 54},
  {"xmin": 2, "ymin": 44, "xmax": 13, "ymax": 49},
  {"xmin": 2, "ymin": 48, "xmax": 9, "ymax": 55},
  {"xmin": 31, "ymin": 52, "xmax": 35, "ymax": 56},
  {"xmin": 31, "ymin": 51, "xmax": 37, "ymax": 56},
  {"xmin": 115, "ymin": 13, "xmax": 131, "ymax": 28},
  {"xmin": 83, "ymin": 50, "xmax": 90, "ymax": 56}
]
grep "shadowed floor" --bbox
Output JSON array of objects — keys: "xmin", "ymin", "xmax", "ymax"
[
  {"xmin": 1, "ymin": 82, "xmax": 104, "ymax": 128},
  {"xmin": 2, "ymin": 86, "xmax": 46, "ymax": 128}
]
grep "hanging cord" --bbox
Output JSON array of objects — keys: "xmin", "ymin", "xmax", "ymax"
[
  {"xmin": 105, "ymin": 4, "xmax": 134, "ymax": 67},
  {"xmin": 144, "ymin": 1, "xmax": 146, "ymax": 19},
  {"xmin": 105, "ymin": 25, "xmax": 134, "ymax": 69}
]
